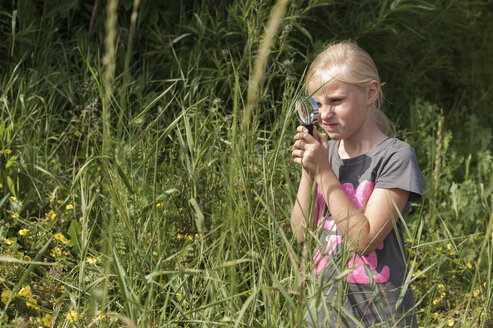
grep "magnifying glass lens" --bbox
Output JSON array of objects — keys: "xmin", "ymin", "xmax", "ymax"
[
  {"xmin": 296, "ymin": 99, "xmax": 313, "ymax": 125},
  {"xmin": 295, "ymin": 96, "xmax": 319, "ymax": 135}
]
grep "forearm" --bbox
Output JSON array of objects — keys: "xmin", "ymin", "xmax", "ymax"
[
  {"xmin": 316, "ymin": 169, "xmax": 371, "ymax": 253},
  {"xmin": 291, "ymin": 169, "xmax": 315, "ymax": 242}
]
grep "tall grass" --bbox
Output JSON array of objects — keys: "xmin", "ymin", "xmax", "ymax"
[{"xmin": 0, "ymin": 0, "xmax": 492, "ymax": 327}]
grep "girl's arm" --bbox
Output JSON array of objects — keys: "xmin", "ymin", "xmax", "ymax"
[
  {"xmin": 290, "ymin": 126, "xmax": 323, "ymax": 242},
  {"xmin": 290, "ymin": 168, "xmax": 315, "ymax": 242},
  {"xmin": 316, "ymin": 170, "xmax": 409, "ymax": 255},
  {"xmin": 293, "ymin": 129, "xmax": 409, "ymax": 255}
]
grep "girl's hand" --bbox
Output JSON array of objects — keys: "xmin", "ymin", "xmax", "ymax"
[{"xmin": 292, "ymin": 126, "xmax": 331, "ymax": 177}]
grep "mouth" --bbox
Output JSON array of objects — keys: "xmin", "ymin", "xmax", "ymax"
[{"xmin": 322, "ymin": 123, "xmax": 338, "ymax": 130}]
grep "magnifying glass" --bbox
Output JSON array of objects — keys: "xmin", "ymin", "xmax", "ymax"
[{"xmin": 296, "ymin": 96, "xmax": 319, "ymax": 135}]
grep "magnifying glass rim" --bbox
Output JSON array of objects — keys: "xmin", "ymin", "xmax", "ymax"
[{"xmin": 296, "ymin": 96, "xmax": 319, "ymax": 125}]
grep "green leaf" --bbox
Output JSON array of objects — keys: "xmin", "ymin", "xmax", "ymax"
[
  {"xmin": 189, "ymin": 197, "xmax": 204, "ymax": 234},
  {"xmin": 68, "ymin": 220, "xmax": 82, "ymax": 257},
  {"xmin": 6, "ymin": 176, "xmax": 15, "ymax": 197},
  {"xmin": 5, "ymin": 155, "xmax": 16, "ymax": 168}
]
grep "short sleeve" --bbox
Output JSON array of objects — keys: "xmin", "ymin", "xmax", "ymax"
[{"xmin": 375, "ymin": 143, "xmax": 425, "ymax": 202}]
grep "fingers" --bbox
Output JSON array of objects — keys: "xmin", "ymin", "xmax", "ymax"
[
  {"xmin": 292, "ymin": 149, "xmax": 304, "ymax": 159},
  {"xmin": 297, "ymin": 126, "xmax": 307, "ymax": 133},
  {"xmin": 292, "ymin": 139, "xmax": 305, "ymax": 150},
  {"xmin": 294, "ymin": 129, "xmax": 317, "ymax": 144}
]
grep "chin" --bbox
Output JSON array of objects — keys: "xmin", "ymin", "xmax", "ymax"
[{"xmin": 326, "ymin": 133, "xmax": 342, "ymax": 140}]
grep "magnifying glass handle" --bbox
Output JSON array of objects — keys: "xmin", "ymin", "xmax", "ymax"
[{"xmin": 307, "ymin": 124, "xmax": 313, "ymax": 136}]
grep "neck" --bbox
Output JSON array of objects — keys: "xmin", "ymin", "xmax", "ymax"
[{"xmin": 339, "ymin": 124, "xmax": 388, "ymax": 159}]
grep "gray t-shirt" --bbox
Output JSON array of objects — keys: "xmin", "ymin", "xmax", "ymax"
[{"xmin": 306, "ymin": 137, "xmax": 425, "ymax": 327}]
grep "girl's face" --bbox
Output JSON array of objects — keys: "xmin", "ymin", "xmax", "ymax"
[{"xmin": 307, "ymin": 75, "xmax": 378, "ymax": 142}]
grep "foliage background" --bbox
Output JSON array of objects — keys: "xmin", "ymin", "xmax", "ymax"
[{"xmin": 0, "ymin": 0, "xmax": 492, "ymax": 327}]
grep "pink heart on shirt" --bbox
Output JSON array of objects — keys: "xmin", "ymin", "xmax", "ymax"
[
  {"xmin": 342, "ymin": 180, "xmax": 375, "ymax": 210},
  {"xmin": 313, "ymin": 180, "xmax": 390, "ymax": 283},
  {"xmin": 346, "ymin": 242, "xmax": 390, "ymax": 283}
]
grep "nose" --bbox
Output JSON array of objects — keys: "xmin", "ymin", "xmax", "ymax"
[{"xmin": 318, "ymin": 104, "xmax": 334, "ymax": 123}]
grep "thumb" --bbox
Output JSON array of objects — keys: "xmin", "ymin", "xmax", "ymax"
[
  {"xmin": 318, "ymin": 129, "xmax": 329, "ymax": 148},
  {"xmin": 313, "ymin": 126, "xmax": 326, "ymax": 143}
]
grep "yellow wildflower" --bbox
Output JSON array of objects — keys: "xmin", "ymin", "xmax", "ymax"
[
  {"xmin": 65, "ymin": 310, "xmax": 78, "ymax": 323},
  {"xmin": 3, "ymin": 238, "xmax": 12, "ymax": 245},
  {"xmin": 74, "ymin": 130, "xmax": 80, "ymax": 137},
  {"xmin": 26, "ymin": 296, "xmax": 40, "ymax": 310},
  {"xmin": 447, "ymin": 243, "xmax": 452, "ymax": 250},
  {"xmin": 18, "ymin": 228, "xmax": 29, "ymax": 236},
  {"xmin": 87, "ymin": 257, "xmax": 99, "ymax": 264},
  {"xmin": 186, "ymin": 235, "xmax": 193, "ymax": 241},
  {"xmin": 473, "ymin": 288, "xmax": 480, "ymax": 297},
  {"xmin": 18, "ymin": 285, "xmax": 31, "ymax": 297},
  {"xmin": 65, "ymin": 204, "xmax": 74, "ymax": 210},
  {"xmin": 4, "ymin": 149, "xmax": 12, "ymax": 155},
  {"xmin": 57, "ymin": 200, "xmax": 63, "ymax": 204},
  {"xmin": 96, "ymin": 310, "xmax": 104, "ymax": 320},
  {"xmin": 412, "ymin": 270, "xmax": 426, "ymax": 279},
  {"xmin": 60, "ymin": 285, "xmax": 65, "ymax": 290},
  {"xmin": 433, "ymin": 298, "xmax": 440, "ymax": 305},
  {"xmin": 54, "ymin": 233, "xmax": 69, "ymax": 244},
  {"xmin": 50, "ymin": 159, "xmax": 56, "ymax": 163},
  {"xmin": 1, "ymin": 290, "xmax": 11, "ymax": 304},
  {"xmin": 254, "ymin": 196, "xmax": 259, "ymax": 201},
  {"xmin": 42, "ymin": 313, "xmax": 52, "ymax": 326},
  {"xmin": 2, "ymin": 314, "xmax": 8, "ymax": 323},
  {"xmin": 467, "ymin": 262, "xmax": 472, "ymax": 269},
  {"xmin": 177, "ymin": 234, "xmax": 183, "ymax": 240},
  {"xmin": 436, "ymin": 246, "xmax": 443, "ymax": 252},
  {"xmin": 156, "ymin": 202, "xmax": 163, "ymax": 207},
  {"xmin": 432, "ymin": 312, "xmax": 439, "ymax": 319},
  {"xmin": 10, "ymin": 196, "xmax": 16, "ymax": 201},
  {"xmin": 48, "ymin": 210, "xmax": 56, "ymax": 220},
  {"xmin": 10, "ymin": 212, "xmax": 19, "ymax": 219},
  {"xmin": 447, "ymin": 318, "xmax": 455, "ymax": 326}
]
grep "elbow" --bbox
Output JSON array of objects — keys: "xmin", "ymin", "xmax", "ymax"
[
  {"xmin": 358, "ymin": 240, "xmax": 379, "ymax": 256},
  {"xmin": 290, "ymin": 220, "xmax": 305, "ymax": 243},
  {"xmin": 359, "ymin": 246, "xmax": 372, "ymax": 256}
]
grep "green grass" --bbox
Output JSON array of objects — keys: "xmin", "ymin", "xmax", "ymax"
[{"xmin": 0, "ymin": 0, "xmax": 492, "ymax": 327}]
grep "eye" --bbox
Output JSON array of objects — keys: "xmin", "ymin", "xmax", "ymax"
[{"xmin": 331, "ymin": 98, "xmax": 342, "ymax": 104}]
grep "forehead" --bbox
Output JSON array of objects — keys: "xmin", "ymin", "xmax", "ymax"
[
  {"xmin": 307, "ymin": 77, "xmax": 349, "ymax": 97},
  {"xmin": 307, "ymin": 69, "xmax": 342, "ymax": 91}
]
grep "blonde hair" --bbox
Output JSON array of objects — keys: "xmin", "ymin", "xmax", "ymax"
[{"xmin": 306, "ymin": 42, "xmax": 394, "ymax": 135}]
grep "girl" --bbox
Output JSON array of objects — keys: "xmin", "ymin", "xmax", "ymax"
[{"xmin": 291, "ymin": 42, "xmax": 425, "ymax": 327}]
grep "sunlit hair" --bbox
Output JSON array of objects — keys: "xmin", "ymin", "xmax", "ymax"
[{"xmin": 306, "ymin": 42, "xmax": 394, "ymax": 135}]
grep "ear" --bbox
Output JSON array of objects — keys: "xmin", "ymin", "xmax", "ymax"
[{"xmin": 366, "ymin": 80, "xmax": 380, "ymax": 105}]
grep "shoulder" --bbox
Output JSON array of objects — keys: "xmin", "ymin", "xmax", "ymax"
[
  {"xmin": 375, "ymin": 138, "xmax": 418, "ymax": 161},
  {"xmin": 373, "ymin": 138, "xmax": 425, "ymax": 201}
]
